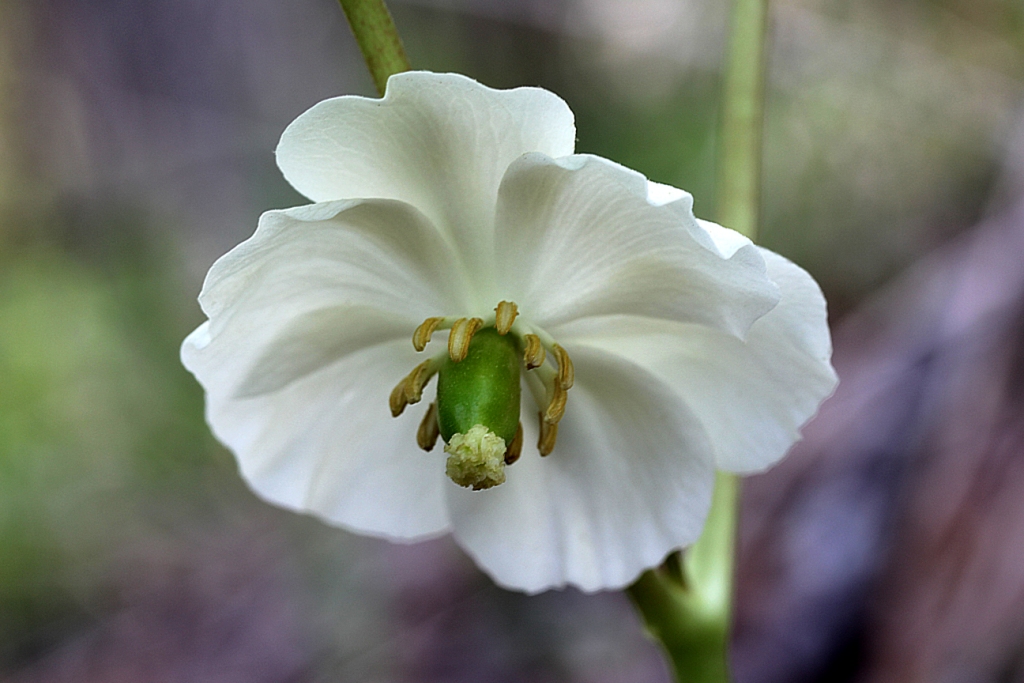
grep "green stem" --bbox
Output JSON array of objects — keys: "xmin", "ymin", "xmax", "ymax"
[
  {"xmin": 628, "ymin": 0, "xmax": 769, "ymax": 678},
  {"xmin": 715, "ymin": 0, "xmax": 769, "ymax": 240},
  {"xmin": 628, "ymin": 475, "xmax": 738, "ymax": 683},
  {"xmin": 338, "ymin": 0, "xmax": 411, "ymax": 95}
]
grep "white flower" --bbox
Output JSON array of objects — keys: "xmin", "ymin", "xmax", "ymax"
[{"xmin": 181, "ymin": 72, "xmax": 837, "ymax": 594}]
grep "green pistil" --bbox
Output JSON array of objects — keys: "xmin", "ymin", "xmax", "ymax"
[{"xmin": 436, "ymin": 327, "xmax": 521, "ymax": 445}]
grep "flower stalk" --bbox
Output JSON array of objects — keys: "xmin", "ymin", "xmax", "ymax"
[
  {"xmin": 337, "ymin": 0, "xmax": 410, "ymax": 95},
  {"xmin": 628, "ymin": 0, "xmax": 769, "ymax": 680},
  {"xmin": 716, "ymin": 0, "xmax": 770, "ymax": 241},
  {"xmin": 627, "ymin": 475, "xmax": 738, "ymax": 682}
]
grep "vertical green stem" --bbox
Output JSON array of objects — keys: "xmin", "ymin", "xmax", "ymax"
[
  {"xmin": 683, "ymin": 473, "xmax": 740, "ymax": 630},
  {"xmin": 338, "ymin": 0, "xmax": 411, "ymax": 95},
  {"xmin": 627, "ymin": 0, "xmax": 769, "ymax": 680},
  {"xmin": 715, "ymin": 0, "xmax": 769, "ymax": 240},
  {"xmin": 627, "ymin": 475, "xmax": 738, "ymax": 682}
]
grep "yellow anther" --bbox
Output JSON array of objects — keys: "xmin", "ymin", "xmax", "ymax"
[
  {"xmin": 543, "ymin": 384, "xmax": 567, "ymax": 424},
  {"xmin": 389, "ymin": 379, "xmax": 409, "ymax": 417},
  {"xmin": 389, "ymin": 360, "xmax": 438, "ymax": 417},
  {"xmin": 413, "ymin": 317, "xmax": 445, "ymax": 352},
  {"xmin": 417, "ymin": 402, "xmax": 440, "ymax": 452},
  {"xmin": 399, "ymin": 308, "xmax": 572, "ymax": 463},
  {"xmin": 537, "ymin": 413, "xmax": 558, "ymax": 456},
  {"xmin": 552, "ymin": 344, "xmax": 574, "ymax": 390},
  {"xmin": 504, "ymin": 422, "xmax": 524, "ymax": 465},
  {"xmin": 523, "ymin": 334, "xmax": 546, "ymax": 369},
  {"xmin": 402, "ymin": 360, "xmax": 434, "ymax": 404},
  {"xmin": 494, "ymin": 301, "xmax": 519, "ymax": 335},
  {"xmin": 448, "ymin": 317, "xmax": 484, "ymax": 362}
]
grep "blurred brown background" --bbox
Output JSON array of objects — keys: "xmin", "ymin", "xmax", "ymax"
[{"xmin": 1, "ymin": 0, "xmax": 1023, "ymax": 681}]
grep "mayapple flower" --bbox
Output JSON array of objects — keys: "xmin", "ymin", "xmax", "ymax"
[{"xmin": 182, "ymin": 72, "xmax": 837, "ymax": 593}]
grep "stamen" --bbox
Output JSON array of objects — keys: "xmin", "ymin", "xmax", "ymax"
[
  {"xmin": 389, "ymin": 359, "xmax": 440, "ymax": 417},
  {"xmin": 417, "ymin": 402, "xmax": 440, "ymax": 451},
  {"xmin": 403, "ymin": 310, "xmax": 572, "ymax": 463},
  {"xmin": 413, "ymin": 317, "xmax": 446, "ymax": 351},
  {"xmin": 504, "ymin": 422, "xmax": 523, "ymax": 464},
  {"xmin": 494, "ymin": 301, "xmax": 519, "ymax": 335},
  {"xmin": 537, "ymin": 412, "xmax": 558, "ymax": 456},
  {"xmin": 448, "ymin": 317, "xmax": 484, "ymax": 362},
  {"xmin": 523, "ymin": 365, "xmax": 550, "ymax": 412},
  {"xmin": 389, "ymin": 380, "xmax": 409, "ymax": 417},
  {"xmin": 543, "ymin": 384, "xmax": 567, "ymax": 424},
  {"xmin": 552, "ymin": 344, "xmax": 574, "ymax": 390},
  {"xmin": 523, "ymin": 334, "xmax": 546, "ymax": 369},
  {"xmin": 403, "ymin": 360, "xmax": 436, "ymax": 404}
]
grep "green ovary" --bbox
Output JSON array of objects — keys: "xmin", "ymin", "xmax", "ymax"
[
  {"xmin": 436, "ymin": 327, "xmax": 521, "ymax": 444},
  {"xmin": 435, "ymin": 327, "xmax": 521, "ymax": 490}
]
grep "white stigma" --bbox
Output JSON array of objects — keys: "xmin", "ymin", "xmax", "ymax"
[{"xmin": 444, "ymin": 424, "xmax": 507, "ymax": 491}]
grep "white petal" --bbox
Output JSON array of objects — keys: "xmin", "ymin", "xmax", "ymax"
[
  {"xmin": 183, "ymin": 331, "xmax": 451, "ymax": 539},
  {"xmin": 192, "ymin": 198, "xmax": 466, "ymax": 398},
  {"xmin": 446, "ymin": 347, "xmax": 715, "ymax": 593},
  {"xmin": 555, "ymin": 249, "xmax": 837, "ymax": 474},
  {"xmin": 646, "ymin": 180, "xmax": 690, "ymax": 207},
  {"xmin": 276, "ymin": 72, "xmax": 575, "ymax": 290},
  {"xmin": 494, "ymin": 154, "xmax": 780, "ymax": 338},
  {"xmin": 181, "ymin": 198, "xmax": 466, "ymax": 538},
  {"xmin": 199, "ymin": 199, "xmax": 467, "ymax": 330},
  {"xmin": 695, "ymin": 217, "xmax": 753, "ymax": 259},
  {"xmin": 647, "ymin": 183, "xmax": 754, "ymax": 259}
]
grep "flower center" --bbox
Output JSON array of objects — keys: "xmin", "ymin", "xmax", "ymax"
[{"xmin": 388, "ymin": 301, "xmax": 574, "ymax": 491}]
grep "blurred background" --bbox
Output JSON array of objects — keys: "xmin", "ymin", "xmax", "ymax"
[{"xmin": 1, "ymin": 0, "xmax": 1023, "ymax": 681}]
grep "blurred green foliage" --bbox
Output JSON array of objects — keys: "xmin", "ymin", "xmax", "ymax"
[{"xmin": 0, "ymin": 209, "xmax": 241, "ymax": 662}]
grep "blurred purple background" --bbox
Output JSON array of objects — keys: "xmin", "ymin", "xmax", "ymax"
[{"xmin": 2, "ymin": 0, "xmax": 1023, "ymax": 681}]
